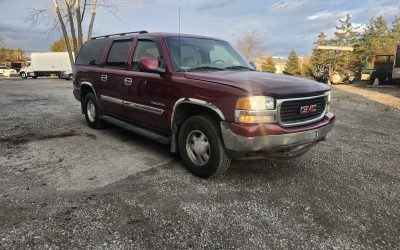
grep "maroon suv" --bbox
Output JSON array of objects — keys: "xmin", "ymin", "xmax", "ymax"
[{"xmin": 73, "ymin": 31, "xmax": 335, "ymax": 178}]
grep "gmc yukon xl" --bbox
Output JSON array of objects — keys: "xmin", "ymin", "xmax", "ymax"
[{"xmin": 73, "ymin": 31, "xmax": 335, "ymax": 178}]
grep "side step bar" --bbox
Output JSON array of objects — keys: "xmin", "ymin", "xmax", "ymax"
[{"xmin": 100, "ymin": 115, "xmax": 171, "ymax": 145}]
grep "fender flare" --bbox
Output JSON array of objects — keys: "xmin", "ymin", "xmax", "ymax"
[
  {"xmin": 170, "ymin": 97, "xmax": 225, "ymax": 153},
  {"xmin": 80, "ymin": 81, "xmax": 102, "ymax": 110}
]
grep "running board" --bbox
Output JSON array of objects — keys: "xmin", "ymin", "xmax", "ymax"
[{"xmin": 100, "ymin": 115, "xmax": 171, "ymax": 145}]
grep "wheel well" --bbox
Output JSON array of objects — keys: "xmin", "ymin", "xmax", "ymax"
[
  {"xmin": 80, "ymin": 84, "xmax": 95, "ymax": 113},
  {"xmin": 80, "ymin": 84, "xmax": 93, "ymax": 100},
  {"xmin": 173, "ymin": 103, "xmax": 222, "ymax": 128},
  {"xmin": 170, "ymin": 103, "xmax": 223, "ymax": 153}
]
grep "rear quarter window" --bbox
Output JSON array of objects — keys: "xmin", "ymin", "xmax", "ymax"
[{"xmin": 75, "ymin": 39, "xmax": 109, "ymax": 66}]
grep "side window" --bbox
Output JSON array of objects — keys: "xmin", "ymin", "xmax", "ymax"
[
  {"xmin": 75, "ymin": 39, "xmax": 109, "ymax": 66},
  {"xmin": 131, "ymin": 40, "xmax": 161, "ymax": 71},
  {"xmin": 105, "ymin": 40, "xmax": 132, "ymax": 69}
]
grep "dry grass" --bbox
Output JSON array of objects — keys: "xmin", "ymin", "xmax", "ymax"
[{"xmin": 333, "ymin": 84, "xmax": 400, "ymax": 110}]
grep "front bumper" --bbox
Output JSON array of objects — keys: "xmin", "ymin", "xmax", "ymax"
[{"xmin": 221, "ymin": 112, "xmax": 335, "ymax": 160}]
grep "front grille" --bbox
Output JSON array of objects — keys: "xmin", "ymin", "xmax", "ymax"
[{"xmin": 279, "ymin": 96, "xmax": 326, "ymax": 125}]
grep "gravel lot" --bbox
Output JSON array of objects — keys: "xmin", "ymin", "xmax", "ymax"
[{"xmin": 0, "ymin": 78, "xmax": 399, "ymax": 249}]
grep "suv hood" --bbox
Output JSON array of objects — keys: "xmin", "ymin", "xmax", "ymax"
[{"xmin": 184, "ymin": 71, "xmax": 329, "ymax": 98}]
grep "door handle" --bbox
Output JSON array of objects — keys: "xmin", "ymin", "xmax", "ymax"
[
  {"xmin": 124, "ymin": 78, "xmax": 133, "ymax": 86},
  {"xmin": 101, "ymin": 74, "xmax": 107, "ymax": 82}
]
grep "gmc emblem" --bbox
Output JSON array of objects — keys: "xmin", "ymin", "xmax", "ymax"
[{"xmin": 300, "ymin": 104, "xmax": 317, "ymax": 114}]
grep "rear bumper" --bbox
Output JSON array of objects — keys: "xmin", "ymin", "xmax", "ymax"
[{"xmin": 221, "ymin": 112, "xmax": 335, "ymax": 160}]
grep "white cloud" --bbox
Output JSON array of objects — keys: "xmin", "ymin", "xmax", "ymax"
[{"xmin": 272, "ymin": 0, "xmax": 304, "ymax": 11}]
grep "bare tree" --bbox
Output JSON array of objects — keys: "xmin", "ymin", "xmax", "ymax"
[
  {"xmin": 87, "ymin": 0, "xmax": 97, "ymax": 41},
  {"xmin": 28, "ymin": 0, "xmax": 135, "ymax": 67},
  {"xmin": 235, "ymin": 30, "xmax": 264, "ymax": 61},
  {"xmin": 53, "ymin": 0, "xmax": 74, "ymax": 66}
]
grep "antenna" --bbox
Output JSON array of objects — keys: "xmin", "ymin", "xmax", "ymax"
[{"xmin": 179, "ymin": 4, "xmax": 181, "ymax": 70}]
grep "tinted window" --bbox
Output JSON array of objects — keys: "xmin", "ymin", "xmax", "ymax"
[
  {"xmin": 395, "ymin": 46, "xmax": 400, "ymax": 68},
  {"xmin": 75, "ymin": 39, "xmax": 109, "ymax": 66},
  {"xmin": 131, "ymin": 40, "xmax": 161, "ymax": 71},
  {"xmin": 105, "ymin": 40, "xmax": 132, "ymax": 69}
]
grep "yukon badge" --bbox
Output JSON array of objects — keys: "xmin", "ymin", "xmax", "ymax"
[{"xmin": 300, "ymin": 104, "xmax": 317, "ymax": 115}]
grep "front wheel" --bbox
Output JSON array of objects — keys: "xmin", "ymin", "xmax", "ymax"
[
  {"xmin": 20, "ymin": 72, "xmax": 27, "ymax": 79},
  {"xmin": 178, "ymin": 115, "xmax": 231, "ymax": 178},
  {"xmin": 83, "ymin": 92, "xmax": 104, "ymax": 129}
]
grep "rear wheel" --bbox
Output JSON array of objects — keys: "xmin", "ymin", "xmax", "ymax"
[
  {"xmin": 83, "ymin": 92, "xmax": 104, "ymax": 129},
  {"xmin": 178, "ymin": 115, "xmax": 231, "ymax": 178}
]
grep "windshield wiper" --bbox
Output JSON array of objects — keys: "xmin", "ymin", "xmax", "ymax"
[
  {"xmin": 186, "ymin": 66, "xmax": 224, "ymax": 72},
  {"xmin": 224, "ymin": 65, "xmax": 255, "ymax": 71}
]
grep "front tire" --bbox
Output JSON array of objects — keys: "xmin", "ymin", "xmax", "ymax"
[
  {"xmin": 20, "ymin": 72, "xmax": 27, "ymax": 79},
  {"xmin": 83, "ymin": 92, "xmax": 104, "ymax": 129},
  {"xmin": 178, "ymin": 115, "xmax": 231, "ymax": 178}
]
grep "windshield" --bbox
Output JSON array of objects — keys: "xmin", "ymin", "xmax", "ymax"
[{"xmin": 165, "ymin": 37, "xmax": 254, "ymax": 72}]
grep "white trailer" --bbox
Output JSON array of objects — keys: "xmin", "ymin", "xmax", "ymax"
[
  {"xmin": 20, "ymin": 52, "xmax": 73, "ymax": 80},
  {"xmin": 393, "ymin": 42, "xmax": 400, "ymax": 81}
]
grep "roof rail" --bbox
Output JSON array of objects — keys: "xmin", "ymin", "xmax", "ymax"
[{"xmin": 91, "ymin": 31, "xmax": 148, "ymax": 40}]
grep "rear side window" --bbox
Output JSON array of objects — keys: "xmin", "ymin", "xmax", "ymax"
[
  {"xmin": 75, "ymin": 39, "xmax": 109, "ymax": 66},
  {"xmin": 105, "ymin": 40, "xmax": 132, "ymax": 69}
]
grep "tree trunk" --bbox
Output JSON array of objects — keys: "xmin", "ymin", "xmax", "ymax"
[
  {"xmin": 76, "ymin": 0, "xmax": 83, "ymax": 48},
  {"xmin": 65, "ymin": 0, "xmax": 78, "ymax": 56},
  {"xmin": 53, "ymin": 0, "xmax": 74, "ymax": 67},
  {"xmin": 87, "ymin": 0, "xmax": 97, "ymax": 40}
]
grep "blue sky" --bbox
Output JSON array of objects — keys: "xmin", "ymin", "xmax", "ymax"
[{"xmin": 0, "ymin": 0, "xmax": 399, "ymax": 56}]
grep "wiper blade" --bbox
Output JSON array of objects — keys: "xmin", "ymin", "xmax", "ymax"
[
  {"xmin": 224, "ymin": 65, "xmax": 255, "ymax": 71},
  {"xmin": 186, "ymin": 66, "xmax": 224, "ymax": 72}
]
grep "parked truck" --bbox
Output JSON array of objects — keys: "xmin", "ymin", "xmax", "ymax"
[
  {"xmin": 19, "ymin": 52, "xmax": 73, "ymax": 80},
  {"xmin": 360, "ymin": 42, "xmax": 400, "ymax": 84},
  {"xmin": 360, "ymin": 54, "xmax": 394, "ymax": 84}
]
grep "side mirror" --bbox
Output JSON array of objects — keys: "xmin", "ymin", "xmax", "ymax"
[{"xmin": 138, "ymin": 58, "xmax": 165, "ymax": 73}]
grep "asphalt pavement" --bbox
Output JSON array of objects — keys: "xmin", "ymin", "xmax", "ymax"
[{"xmin": 0, "ymin": 78, "xmax": 399, "ymax": 249}]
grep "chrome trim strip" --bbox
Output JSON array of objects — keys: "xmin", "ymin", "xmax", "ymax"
[
  {"xmin": 124, "ymin": 101, "xmax": 164, "ymax": 115},
  {"xmin": 100, "ymin": 95, "xmax": 164, "ymax": 115},
  {"xmin": 277, "ymin": 93, "xmax": 328, "ymax": 128},
  {"xmin": 100, "ymin": 95, "xmax": 123, "ymax": 105}
]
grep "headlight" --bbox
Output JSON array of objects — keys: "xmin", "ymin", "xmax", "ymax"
[
  {"xmin": 235, "ymin": 96, "xmax": 275, "ymax": 110},
  {"xmin": 235, "ymin": 96, "xmax": 276, "ymax": 124}
]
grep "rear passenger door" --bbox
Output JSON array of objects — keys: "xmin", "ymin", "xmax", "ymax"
[{"xmin": 98, "ymin": 39, "xmax": 134, "ymax": 118}]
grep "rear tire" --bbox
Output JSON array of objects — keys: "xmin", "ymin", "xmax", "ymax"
[
  {"xmin": 83, "ymin": 92, "xmax": 104, "ymax": 129},
  {"xmin": 178, "ymin": 115, "xmax": 231, "ymax": 178}
]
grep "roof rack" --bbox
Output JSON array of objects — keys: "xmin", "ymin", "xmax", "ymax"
[{"xmin": 91, "ymin": 31, "xmax": 148, "ymax": 40}]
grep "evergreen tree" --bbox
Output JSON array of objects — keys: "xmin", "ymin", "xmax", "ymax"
[
  {"xmin": 332, "ymin": 14, "xmax": 362, "ymax": 71},
  {"xmin": 260, "ymin": 56, "xmax": 276, "ymax": 73},
  {"xmin": 283, "ymin": 49, "xmax": 301, "ymax": 76},
  {"xmin": 310, "ymin": 32, "xmax": 332, "ymax": 66},
  {"xmin": 363, "ymin": 16, "xmax": 392, "ymax": 54},
  {"xmin": 389, "ymin": 16, "xmax": 400, "ymax": 52}
]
